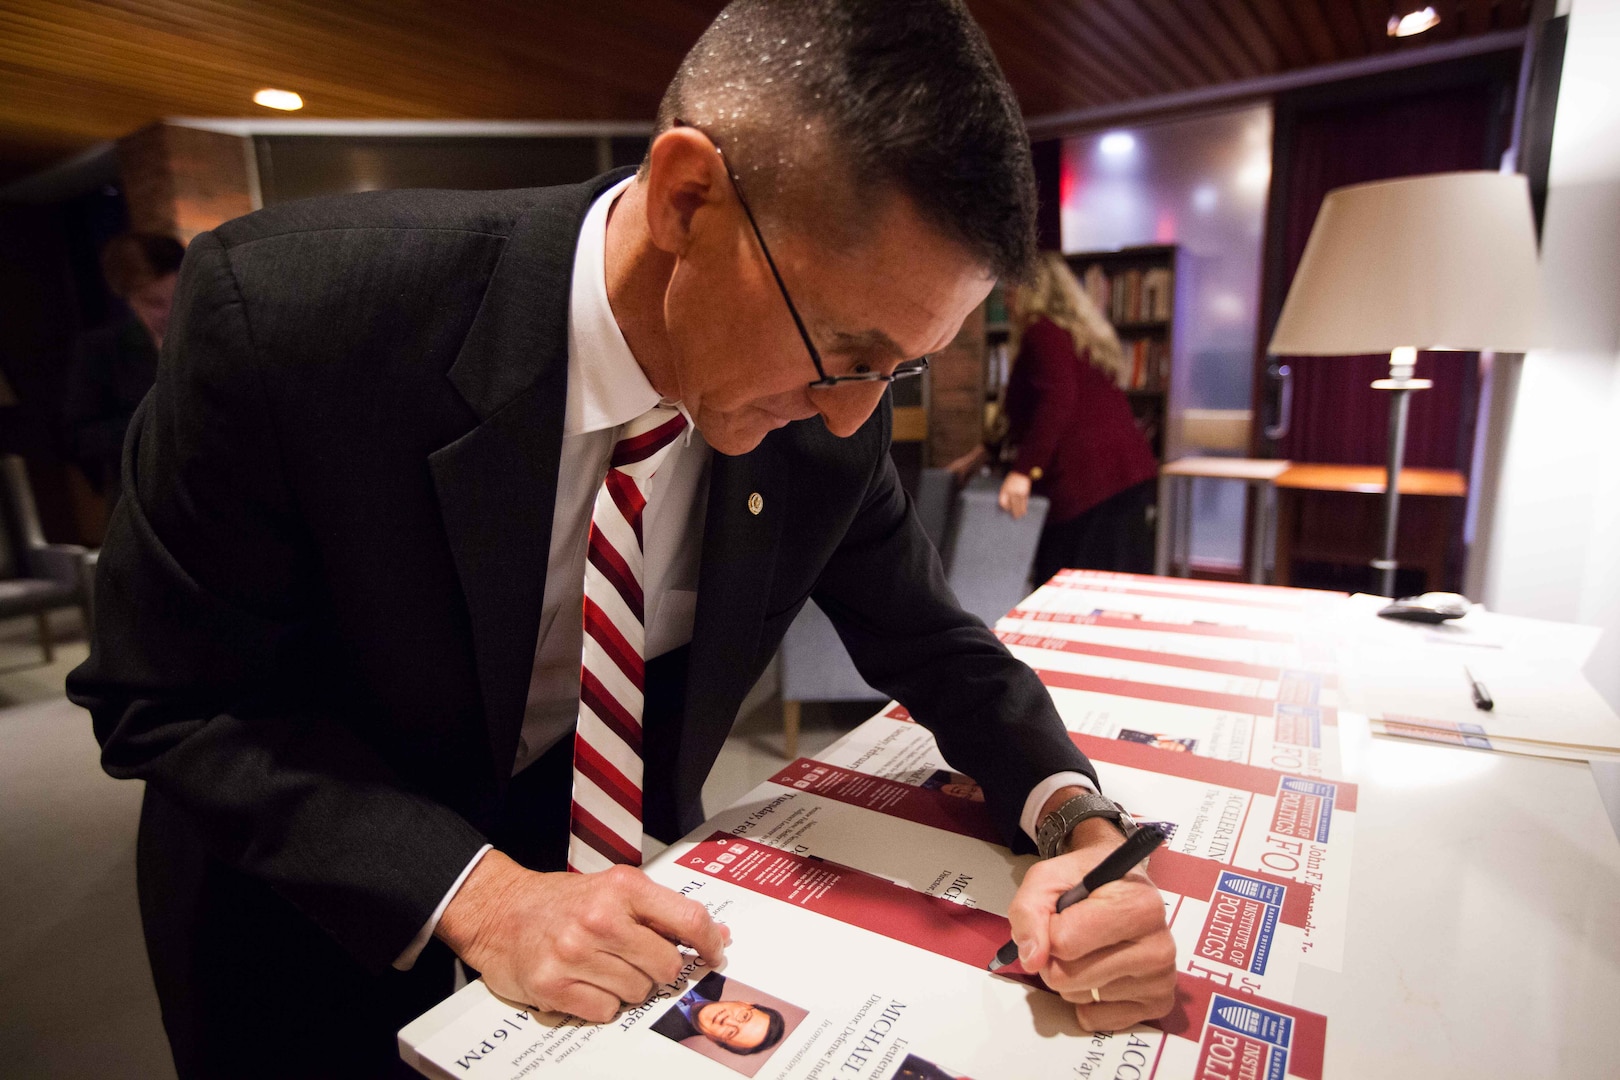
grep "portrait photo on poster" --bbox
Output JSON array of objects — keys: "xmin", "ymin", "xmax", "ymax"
[
  {"xmin": 919, "ymin": 769, "xmax": 986, "ymax": 801},
  {"xmin": 647, "ymin": 972, "xmax": 809, "ymax": 1076},
  {"xmin": 894, "ymin": 1052, "xmax": 978, "ymax": 1080},
  {"xmin": 1118, "ymin": 729, "xmax": 1198, "ymax": 753}
]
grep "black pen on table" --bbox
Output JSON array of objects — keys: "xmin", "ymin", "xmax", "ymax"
[
  {"xmin": 988, "ymin": 824, "xmax": 1167, "ymax": 973},
  {"xmin": 1464, "ymin": 665, "xmax": 1494, "ymax": 711}
]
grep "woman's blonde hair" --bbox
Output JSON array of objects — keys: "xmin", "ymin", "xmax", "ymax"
[{"xmin": 1009, "ymin": 251, "xmax": 1126, "ymax": 381}]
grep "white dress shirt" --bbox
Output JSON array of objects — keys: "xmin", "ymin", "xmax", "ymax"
[{"xmin": 393, "ymin": 176, "xmax": 1089, "ymax": 970}]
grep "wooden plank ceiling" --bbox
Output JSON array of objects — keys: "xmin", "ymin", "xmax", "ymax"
[{"xmin": 0, "ymin": 0, "xmax": 1531, "ymax": 185}]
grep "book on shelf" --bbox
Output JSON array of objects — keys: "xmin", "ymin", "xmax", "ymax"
[
  {"xmin": 1074, "ymin": 261, "xmax": 1175, "ymax": 329},
  {"xmin": 1082, "ymin": 263, "xmax": 1109, "ymax": 315},
  {"xmin": 1120, "ymin": 337, "xmax": 1169, "ymax": 392},
  {"xmin": 1142, "ymin": 267, "xmax": 1174, "ymax": 322}
]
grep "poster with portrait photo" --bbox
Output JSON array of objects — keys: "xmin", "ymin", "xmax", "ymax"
[
  {"xmin": 1117, "ymin": 729, "xmax": 1197, "ymax": 753},
  {"xmin": 893, "ymin": 1052, "xmax": 977, "ymax": 1080},
  {"xmin": 918, "ymin": 769, "xmax": 985, "ymax": 802},
  {"xmin": 648, "ymin": 972, "xmax": 808, "ymax": 1077}
]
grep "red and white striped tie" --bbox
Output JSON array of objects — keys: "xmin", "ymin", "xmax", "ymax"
[{"xmin": 567, "ymin": 404, "xmax": 688, "ymax": 873}]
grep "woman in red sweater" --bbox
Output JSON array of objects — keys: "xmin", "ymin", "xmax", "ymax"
[{"xmin": 998, "ymin": 253, "xmax": 1158, "ymax": 584}]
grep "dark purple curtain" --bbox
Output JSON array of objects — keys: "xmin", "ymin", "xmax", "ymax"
[{"xmin": 1273, "ymin": 84, "xmax": 1504, "ymax": 470}]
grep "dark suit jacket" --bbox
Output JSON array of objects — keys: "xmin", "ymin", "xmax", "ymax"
[{"xmin": 67, "ymin": 171, "xmax": 1094, "ymax": 980}]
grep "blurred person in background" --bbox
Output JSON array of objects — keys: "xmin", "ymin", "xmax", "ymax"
[
  {"xmin": 997, "ymin": 252, "xmax": 1158, "ymax": 583},
  {"xmin": 63, "ymin": 232, "xmax": 184, "ymax": 507}
]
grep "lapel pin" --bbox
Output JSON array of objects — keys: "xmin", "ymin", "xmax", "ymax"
[{"xmin": 748, "ymin": 492, "xmax": 764, "ymax": 516}]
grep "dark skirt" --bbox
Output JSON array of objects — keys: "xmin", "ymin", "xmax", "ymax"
[{"xmin": 1032, "ymin": 478, "xmax": 1157, "ymax": 587}]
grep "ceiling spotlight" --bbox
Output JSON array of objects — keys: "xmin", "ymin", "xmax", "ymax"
[
  {"xmin": 253, "ymin": 88, "xmax": 304, "ymax": 111},
  {"xmin": 1387, "ymin": 7, "xmax": 1440, "ymax": 37},
  {"xmin": 1098, "ymin": 131, "xmax": 1136, "ymax": 159}
]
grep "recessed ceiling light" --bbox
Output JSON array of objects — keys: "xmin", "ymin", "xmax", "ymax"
[
  {"xmin": 1098, "ymin": 131, "xmax": 1136, "ymax": 158},
  {"xmin": 1387, "ymin": 7, "xmax": 1440, "ymax": 37},
  {"xmin": 253, "ymin": 88, "xmax": 304, "ymax": 111}
]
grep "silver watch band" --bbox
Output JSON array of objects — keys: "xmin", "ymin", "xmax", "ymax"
[{"xmin": 1035, "ymin": 791, "xmax": 1137, "ymax": 860}]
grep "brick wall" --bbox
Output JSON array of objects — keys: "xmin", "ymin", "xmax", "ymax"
[{"xmin": 927, "ymin": 302, "xmax": 985, "ymax": 469}]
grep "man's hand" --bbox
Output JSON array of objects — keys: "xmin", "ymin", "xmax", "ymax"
[
  {"xmin": 1007, "ymin": 817, "xmax": 1177, "ymax": 1032},
  {"xmin": 435, "ymin": 851, "xmax": 729, "ymax": 1022},
  {"xmin": 998, "ymin": 470, "xmax": 1032, "ymax": 519}
]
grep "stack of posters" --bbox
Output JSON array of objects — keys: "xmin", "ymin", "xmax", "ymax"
[
  {"xmin": 401, "ymin": 829, "xmax": 1330, "ymax": 1080},
  {"xmin": 815, "ymin": 722, "xmax": 1353, "ymax": 973},
  {"xmin": 400, "ymin": 571, "xmax": 1357, "ymax": 1078},
  {"xmin": 995, "ymin": 571, "xmax": 1350, "ymax": 778}
]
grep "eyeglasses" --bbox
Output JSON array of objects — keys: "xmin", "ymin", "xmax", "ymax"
[{"xmin": 673, "ymin": 119, "xmax": 931, "ymax": 390}]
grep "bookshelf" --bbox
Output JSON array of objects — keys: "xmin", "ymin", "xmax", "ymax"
[
  {"xmin": 980, "ymin": 245, "xmax": 1178, "ymax": 464},
  {"xmin": 1065, "ymin": 244, "xmax": 1176, "ymax": 462}
]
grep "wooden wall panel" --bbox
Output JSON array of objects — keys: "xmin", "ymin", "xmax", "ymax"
[{"xmin": 1, "ymin": 1, "xmax": 1533, "ymax": 185}]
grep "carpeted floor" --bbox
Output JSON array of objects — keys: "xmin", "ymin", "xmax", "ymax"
[
  {"xmin": 0, "ymin": 609, "xmax": 864, "ymax": 1077},
  {"xmin": 0, "ymin": 609, "xmax": 173, "ymax": 1079}
]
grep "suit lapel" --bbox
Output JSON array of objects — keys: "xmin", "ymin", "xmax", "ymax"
[
  {"xmin": 429, "ymin": 170, "xmax": 633, "ymax": 781},
  {"xmin": 670, "ymin": 442, "xmax": 788, "ymax": 812}
]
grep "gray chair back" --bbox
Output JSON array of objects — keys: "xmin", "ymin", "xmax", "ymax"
[
  {"xmin": 777, "ymin": 599, "xmax": 883, "ymax": 704},
  {"xmin": 941, "ymin": 484, "xmax": 1049, "ymax": 627},
  {"xmin": 777, "ymin": 478, "xmax": 1049, "ymax": 706}
]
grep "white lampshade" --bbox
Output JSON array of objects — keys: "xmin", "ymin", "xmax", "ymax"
[{"xmin": 1269, "ymin": 171, "xmax": 1542, "ymax": 355}]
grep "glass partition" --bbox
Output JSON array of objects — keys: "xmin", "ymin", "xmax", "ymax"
[{"xmin": 1061, "ymin": 103, "xmax": 1272, "ymax": 571}]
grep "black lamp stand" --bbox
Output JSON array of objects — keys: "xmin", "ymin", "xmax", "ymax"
[{"xmin": 1370, "ymin": 346, "xmax": 1432, "ymax": 598}]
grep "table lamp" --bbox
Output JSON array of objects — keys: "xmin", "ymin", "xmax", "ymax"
[{"xmin": 1268, "ymin": 171, "xmax": 1542, "ymax": 597}]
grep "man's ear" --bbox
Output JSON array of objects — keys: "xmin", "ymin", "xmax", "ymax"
[{"xmin": 643, "ymin": 127, "xmax": 727, "ymax": 258}]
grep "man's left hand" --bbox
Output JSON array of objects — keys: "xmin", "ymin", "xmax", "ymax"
[{"xmin": 1006, "ymin": 817, "xmax": 1178, "ymax": 1032}]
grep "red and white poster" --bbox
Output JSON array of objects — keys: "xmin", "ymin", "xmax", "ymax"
[
  {"xmin": 701, "ymin": 757, "xmax": 1315, "ymax": 1000},
  {"xmin": 992, "ymin": 628, "xmax": 1343, "ymax": 778},
  {"xmin": 1045, "ymin": 570, "xmax": 1347, "ymax": 615},
  {"xmin": 820, "ymin": 716, "xmax": 1355, "ymax": 972},
  {"xmin": 997, "ymin": 608, "xmax": 1337, "ymax": 675},
  {"xmin": 401, "ymin": 834, "xmax": 1328, "ymax": 1080}
]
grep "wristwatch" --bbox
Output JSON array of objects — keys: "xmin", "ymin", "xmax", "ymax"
[{"xmin": 1035, "ymin": 792, "xmax": 1138, "ymax": 860}]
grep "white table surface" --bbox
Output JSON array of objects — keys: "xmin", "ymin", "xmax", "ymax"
[
  {"xmin": 1160, "ymin": 456, "xmax": 1294, "ymax": 481},
  {"xmin": 1291, "ymin": 711, "xmax": 1620, "ymax": 1076},
  {"xmin": 1292, "ymin": 597, "xmax": 1620, "ymax": 1076},
  {"xmin": 872, "ymin": 591, "xmax": 1620, "ymax": 1075}
]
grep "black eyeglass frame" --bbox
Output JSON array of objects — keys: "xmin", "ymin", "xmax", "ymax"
[{"xmin": 672, "ymin": 119, "xmax": 931, "ymax": 390}]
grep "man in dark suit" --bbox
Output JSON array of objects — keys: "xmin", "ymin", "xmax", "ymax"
[
  {"xmin": 63, "ymin": 233, "xmax": 185, "ymax": 506},
  {"xmin": 67, "ymin": 2, "xmax": 1175, "ymax": 1076}
]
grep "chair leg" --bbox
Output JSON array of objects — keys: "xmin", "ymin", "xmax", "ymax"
[
  {"xmin": 35, "ymin": 609, "xmax": 54, "ymax": 664},
  {"xmin": 782, "ymin": 699, "xmax": 801, "ymax": 761}
]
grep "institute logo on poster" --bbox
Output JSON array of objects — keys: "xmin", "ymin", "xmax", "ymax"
[
  {"xmin": 1197, "ymin": 994, "xmax": 1295, "ymax": 1080},
  {"xmin": 1195, "ymin": 872, "xmax": 1285, "ymax": 976},
  {"xmin": 1275, "ymin": 672, "xmax": 1323, "ymax": 705},
  {"xmin": 1271, "ymin": 704, "xmax": 1323, "ymax": 749},
  {"xmin": 1270, "ymin": 777, "xmax": 1337, "ymax": 843}
]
